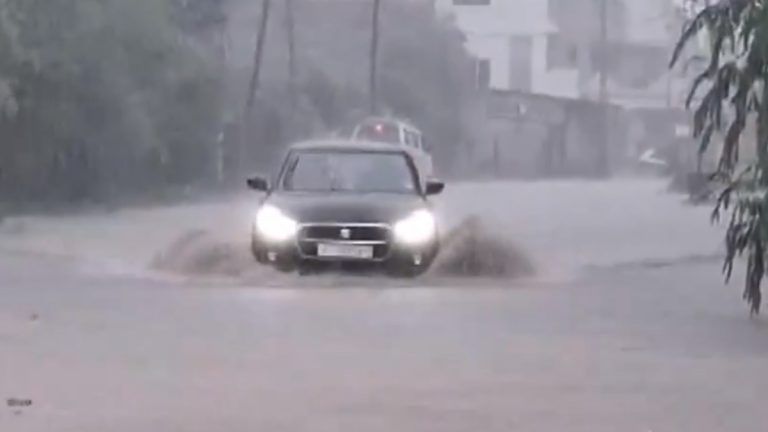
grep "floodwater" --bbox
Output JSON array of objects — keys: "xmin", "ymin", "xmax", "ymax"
[{"xmin": 3, "ymin": 179, "xmax": 764, "ymax": 432}]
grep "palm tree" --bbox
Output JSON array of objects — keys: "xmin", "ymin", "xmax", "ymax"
[{"xmin": 671, "ymin": 0, "xmax": 768, "ymax": 314}]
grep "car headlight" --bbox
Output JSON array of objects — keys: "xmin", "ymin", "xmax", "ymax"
[
  {"xmin": 255, "ymin": 205, "xmax": 298, "ymax": 242},
  {"xmin": 394, "ymin": 209, "xmax": 436, "ymax": 245}
]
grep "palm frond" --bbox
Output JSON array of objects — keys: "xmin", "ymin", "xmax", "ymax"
[{"xmin": 673, "ymin": 0, "xmax": 768, "ymax": 314}]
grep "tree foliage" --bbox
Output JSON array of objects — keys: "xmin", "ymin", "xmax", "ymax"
[
  {"xmin": 262, "ymin": 0, "xmax": 475, "ymax": 173},
  {"xmin": 671, "ymin": 0, "xmax": 768, "ymax": 314},
  {"xmin": 0, "ymin": 0, "xmax": 474, "ymax": 207},
  {"xmin": 377, "ymin": 1, "xmax": 474, "ymax": 173},
  {"xmin": 0, "ymin": 0, "xmax": 226, "ymax": 205}
]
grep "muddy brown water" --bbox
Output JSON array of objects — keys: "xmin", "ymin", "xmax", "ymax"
[{"xmin": 150, "ymin": 216, "xmax": 536, "ymax": 284}]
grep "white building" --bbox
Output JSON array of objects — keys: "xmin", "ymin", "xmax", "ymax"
[
  {"xmin": 436, "ymin": 0, "xmax": 576, "ymax": 97},
  {"xmin": 437, "ymin": 0, "xmax": 684, "ymax": 108}
]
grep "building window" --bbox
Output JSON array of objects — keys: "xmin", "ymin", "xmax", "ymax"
[
  {"xmin": 509, "ymin": 35, "xmax": 533, "ymax": 91},
  {"xmin": 453, "ymin": 0, "xmax": 491, "ymax": 5},
  {"xmin": 476, "ymin": 58, "xmax": 491, "ymax": 90},
  {"xmin": 546, "ymin": 34, "xmax": 579, "ymax": 70}
]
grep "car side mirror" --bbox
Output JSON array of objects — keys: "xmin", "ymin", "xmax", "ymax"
[
  {"xmin": 246, "ymin": 175, "xmax": 269, "ymax": 192},
  {"xmin": 425, "ymin": 180, "xmax": 445, "ymax": 196}
]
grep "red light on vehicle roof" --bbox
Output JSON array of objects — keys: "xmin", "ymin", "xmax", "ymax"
[{"xmin": 374, "ymin": 123, "xmax": 384, "ymax": 133}]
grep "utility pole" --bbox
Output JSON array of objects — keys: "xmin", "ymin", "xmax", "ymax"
[
  {"xmin": 238, "ymin": 0, "xmax": 272, "ymax": 176},
  {"xmin": 245, "ymin": 0, "xmax": 272, "ymax": 119},
  {"xmin": 598, "ymin": 0, "xmax": 608, "ymax": 104},
  {"xmin": 597, "ymin": 0, "xmax": 609, "ymax": 176},
  {"xmin": 369, "ymin": 0, "xmax": 382, "ymax": 115},
  {"xmin": 285, "ymin": 0, "xmax": 298, "ymax": 112}
]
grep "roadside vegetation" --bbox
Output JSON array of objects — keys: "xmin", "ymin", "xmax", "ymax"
[
  {"xmin": 0, "ymin": 0, "xmax": 227, "ymax": 207},
  {"xmin": 672, "ymin": 0, "xmax": 768, "ymax": 313},
  {"xmin": 0, "ymin": 0, "xmax": 475, "ymax": 211}
]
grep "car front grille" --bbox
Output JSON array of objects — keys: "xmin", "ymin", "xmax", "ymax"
[
  {"xmin": 297, "ymin": 223, "xmax": 391, "ymax": 260},
  {"xmin": 299, "ymin": 225, "xmax": 390, "ymax": 242}
]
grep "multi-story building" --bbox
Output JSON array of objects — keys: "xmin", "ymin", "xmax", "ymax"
[
  {"xmin": 434, "ymin": 0, "xmax": 551, "ymax": 93},
  {"xmin": 436, "ymin": 0, "xmax": 697, "ymax": 177},
  {"xmin": 436, "ymin": 0, "xmax": 682, "ymax": 108}
]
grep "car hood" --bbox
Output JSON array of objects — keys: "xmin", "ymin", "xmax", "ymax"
[{"xmin": 265, "ymin": 192, "xmax": 428, "ymax": 224}]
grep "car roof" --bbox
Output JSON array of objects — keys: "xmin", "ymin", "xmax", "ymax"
[
  {"xmin": 357, "ymin": 116, "xmax": 420, "ymax": 132},
  {"xmin": 289, "ymin": 139, "xmax": 409, "ymax": 153}
]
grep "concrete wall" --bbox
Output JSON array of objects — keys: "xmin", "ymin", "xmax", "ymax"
[{"xmin": 469, "ymin": 91, "xmax": 629, "ymax": 178}]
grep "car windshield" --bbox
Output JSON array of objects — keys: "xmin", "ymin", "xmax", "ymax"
[{"xmin": 282, "ymin": 150, "xmax": 416, "ymax": 193}]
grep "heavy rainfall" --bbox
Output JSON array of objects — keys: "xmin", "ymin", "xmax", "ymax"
[{"xmin": 2, "ymin": 0, "xmax": 768, "ymax": 431}]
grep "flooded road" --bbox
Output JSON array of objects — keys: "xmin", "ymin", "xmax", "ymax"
[{"xmin": 2, "ymin": 179, "xmax": 765, "ymax": 432}]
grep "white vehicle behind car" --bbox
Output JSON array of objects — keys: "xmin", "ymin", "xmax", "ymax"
[{"xmin": 351, "ymin": 117, "xmax": 435, "ymax": 181}]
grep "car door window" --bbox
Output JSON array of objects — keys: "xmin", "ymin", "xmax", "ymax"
[{"xmin": 405, "ymin": 131, "xmax": 418, "ymax": 149}]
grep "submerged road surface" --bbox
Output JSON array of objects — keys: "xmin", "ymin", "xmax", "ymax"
[{"xmin": 2, "ymin": 179, "xmax": 767, "ymax": 432}]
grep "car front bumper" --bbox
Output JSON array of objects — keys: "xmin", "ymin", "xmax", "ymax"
[{"xmin": 251, "ymin": 223, "xmax": 438, "ymax": 272}]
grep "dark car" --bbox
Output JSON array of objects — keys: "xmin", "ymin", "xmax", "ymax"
[{"xmin": 247, "ymin": 140, "xmax": 445, "ymax": 277}]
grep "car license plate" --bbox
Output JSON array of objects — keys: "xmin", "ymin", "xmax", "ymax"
[{"xmin": 317, "ymin": 243, "xmax": 374, "ymax": 259}]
